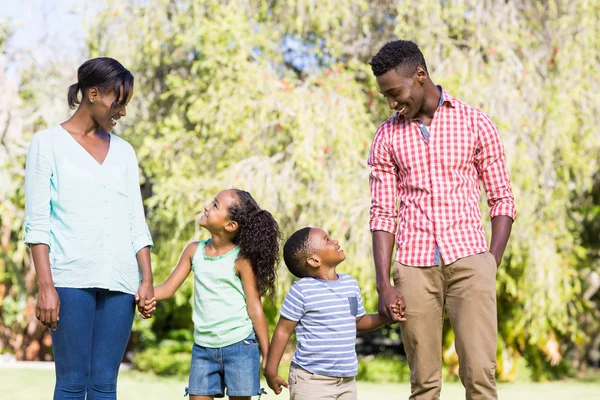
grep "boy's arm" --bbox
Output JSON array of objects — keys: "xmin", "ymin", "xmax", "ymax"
[
  {"xmin": 356, "ymin": 313, "xmax": 387, "ymax": 332},
  {"xmin": 236, "ymin": 257, "xmax": 270, "ymax": 369},
  {"xmin": 265, "ymin": 316, "xmax": 297, "ymax": 395}
]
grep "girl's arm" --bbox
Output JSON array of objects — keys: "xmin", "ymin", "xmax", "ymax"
[
  {"xmin": 356, "ymin": 313, "xmax": 388, "ymax": 332},
  {"xmin": 236, "ymin": 257, "xmax": 270, "ymax": 369},
  {"xmin": 151, "ymin": 242, "xmax": 197, "ymax": 302}
]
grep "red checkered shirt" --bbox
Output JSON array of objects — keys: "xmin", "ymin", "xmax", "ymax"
[{"xmin": 368, "ymin": 87, "xmax": 516, "ymax": 266}]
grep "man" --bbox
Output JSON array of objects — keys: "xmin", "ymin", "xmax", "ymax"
[{"xmin": 368, "ymin": 40, "xmax": 516, "ymax": 400}]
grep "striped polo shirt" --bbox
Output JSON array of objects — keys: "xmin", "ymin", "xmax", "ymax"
[{"xmin": 280, "ymin": 273, "xmax": 366, "ymax": 377}]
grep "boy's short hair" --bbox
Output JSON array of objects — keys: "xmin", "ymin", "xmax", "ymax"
[{"xmin": 283, "ymin": 227, "xmax": 313, "ymax": 278}]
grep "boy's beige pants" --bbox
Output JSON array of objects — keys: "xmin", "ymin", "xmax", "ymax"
[
  {"xmin": 288, "ymin": 363, "xmax": 357, "ymax": 400},
  {"xmin": 393, "ymin": 251, "xmax": 499, "ymax": 400}
]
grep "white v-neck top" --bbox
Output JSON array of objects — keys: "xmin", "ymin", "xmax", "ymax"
[{"xmin": 24, "ymin": 124, "xmax": 153, "ymax": 294}]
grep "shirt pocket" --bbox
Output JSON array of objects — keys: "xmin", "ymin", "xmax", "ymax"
[{"xmin": 348, "ymin": 296, "xmax": 359, "ymax": 317}]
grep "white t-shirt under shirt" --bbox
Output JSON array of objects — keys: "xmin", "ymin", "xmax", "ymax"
[{"xmin": 280, "ymin": 273, "xmax": 366, "ymax": 377}]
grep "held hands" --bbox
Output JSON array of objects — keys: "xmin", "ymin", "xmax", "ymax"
[
  {"xmin": 377, "ymin": 285, "xmax": 407, "ymax": 323},
  {"xmin": 390, "ymin": 299, "xmax": 406, "ymax": 322},
  {"xmin": 134, "ymin": 282, "xmax": 156, "ymax": 319}
]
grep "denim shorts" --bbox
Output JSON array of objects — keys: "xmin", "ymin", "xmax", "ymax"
[{"xmin": 186, "ymin": 331, "xmax": 261, "ymax": 397}]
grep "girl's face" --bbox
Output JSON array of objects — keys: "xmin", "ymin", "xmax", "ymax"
[{"xmin": 199, "ymin": 190, "xmax": 238, "ymax": 231}]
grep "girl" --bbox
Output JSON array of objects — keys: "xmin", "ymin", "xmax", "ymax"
[
  {"xmin": 24, "ymin": 57, "xmax": 154, "ymax": 400},
  {"xmin": 142, "ymin": 189, "xmax": 279, "ymax": 399}
]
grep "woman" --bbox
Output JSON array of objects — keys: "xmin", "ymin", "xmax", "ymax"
[{"xmin": 24, "ymin": 57, "xmax": 154, "ymax": 399}]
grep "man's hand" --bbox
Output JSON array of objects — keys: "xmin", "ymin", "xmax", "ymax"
[
  {"xmin": 490, "ymin": 250, "xmax": 502, "ymax": 268},
  {"xmin": 135, "ymin": 281, "xmax": 155, "ymax": 318},
  {"xmin": 377, "ymin": 285, "xmax": 406, "ymax": 322},
  {"xmin": 36, "ymin": 285, "xmax": 60, "ymax": 330},
  {"xmin": 265, "ymin": 372, "xmax": 289, "ymax": 395}
]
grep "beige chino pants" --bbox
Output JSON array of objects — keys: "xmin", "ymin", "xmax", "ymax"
[
  {"xmin": 393, "ymin": 252, "xmax": 498, "ymax": 400},
  {"xmin": 288, "ymin": 363, "xmax": 357, "ymax": 400}
]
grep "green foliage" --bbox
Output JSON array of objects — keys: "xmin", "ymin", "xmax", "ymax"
[
  {"xmin": 356, "ymin": 356, "xmax": 411, "ymax": 383},
  {"xmin": 133, "ymin": 328, "xmax": 194, "ymax": 376}
]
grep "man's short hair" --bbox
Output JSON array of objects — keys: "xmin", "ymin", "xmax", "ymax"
[
  {"xmin": 283, "ymin": 227, "xmax": 313, "ymax": 278},
  {"xmin": 370, "ymin": 40, "xmax": 428, "ymax": 77}
]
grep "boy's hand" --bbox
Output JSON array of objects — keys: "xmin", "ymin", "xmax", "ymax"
[
  {"xmin": 389, "ymin": 298, "xmax": 407, "ymax": 322},
  {"xmin": 265, "ymin": 372, "xmax": 288, "ymax": 395},
  {"xmin": 134, "ymin": 294, "xmax": 156, "ymax": 319}
]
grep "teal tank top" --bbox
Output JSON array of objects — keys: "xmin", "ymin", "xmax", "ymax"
[{"xmin": 191, "ymin": 239, "xmax": 253, "ymax": 347}]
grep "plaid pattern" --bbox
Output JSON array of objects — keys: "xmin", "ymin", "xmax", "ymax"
[{"xmin": 368, "ymin": 88, "xmax": 516, "ymax": 266}]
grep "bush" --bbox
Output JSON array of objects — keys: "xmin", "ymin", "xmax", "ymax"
[{"xmin": 356, "ymin": 355, "xmax": 411, "ymax": 383}]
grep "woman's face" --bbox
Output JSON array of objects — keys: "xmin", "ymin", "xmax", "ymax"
[{"xmin": 90, "ymin": 85, "xmax": 133, "ymax": 133}]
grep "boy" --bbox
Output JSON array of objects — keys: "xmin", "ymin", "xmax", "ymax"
[{"xmin": 265, "ymin": 227, "xmax": 394, "ymax": 399}]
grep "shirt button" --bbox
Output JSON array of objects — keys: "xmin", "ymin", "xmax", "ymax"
[{"xmin": 437, "ymin": 236, "xmax": 442, "ymax": 241}]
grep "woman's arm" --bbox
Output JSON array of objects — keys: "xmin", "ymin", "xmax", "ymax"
[
  {"xmin": 236, "ymin": 257, "xmax": 270, "ymax": 369},
  {"xmin": 125, "ymin": 146, "xmax": 155, "ymax": 312},
  {"xmin": 31, "ymin": 244, "xmax": 60, "ymax": 330},
  {"xmin": 135, "ymin": 246, "xmax": 154, "ymax": 317},
  {"xmin": 24, "ymin": 133, "xmax": 59, "ymax": 330}
]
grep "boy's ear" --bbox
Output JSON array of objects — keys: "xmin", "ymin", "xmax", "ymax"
[
  {"xmin": 307, "ymin": 254, "xmax": 321, "ymax": 268},
  {"xmin": 224, "ymin": 220, "xmax": 238, "ymax": 233}
]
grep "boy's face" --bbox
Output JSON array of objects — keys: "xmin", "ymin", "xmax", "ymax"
[{"xmin": 308, "ymin": 228, "xmax": 346, "ymax": 267}]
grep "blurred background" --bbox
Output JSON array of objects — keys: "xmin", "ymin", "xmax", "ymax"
[{"xmin": 0, "ymin": 0, "xmax": 599, "ymax": 398}]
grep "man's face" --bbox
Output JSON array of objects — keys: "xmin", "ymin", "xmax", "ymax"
[{"xmin": 376, "ymin": 68, "xmax": 425, "ymax": 120}]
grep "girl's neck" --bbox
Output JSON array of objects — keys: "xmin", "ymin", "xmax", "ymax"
[{"xmin": 205, "ymin": 232, "xmax": 236, "ymax": 256}]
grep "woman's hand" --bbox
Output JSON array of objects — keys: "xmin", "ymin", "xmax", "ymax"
[{"xmin": 36, "ymin": 285, "xmax": 60, "ymax": 330}]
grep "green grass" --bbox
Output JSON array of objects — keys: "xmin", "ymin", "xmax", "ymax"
[{"xmin": 1, "ymin": 368, "xmax": 599, "ymax": 399}]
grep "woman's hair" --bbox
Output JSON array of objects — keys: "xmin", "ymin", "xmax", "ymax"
[
  {"xmin": 227, "ymin": 189, "xmax": 280, "ymax": 299},
  {"xmin": 67, "ymin": 57, "xmax": 134, "ymax": 110}
]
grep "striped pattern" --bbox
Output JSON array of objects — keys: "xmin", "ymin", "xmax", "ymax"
[
  {"xmin": 368, "ymin": 87, "xmax": 516, "ymax": 266},
  {"xmin": 280, "ymin": 274, "xmax": 365, "ymax": 377}
]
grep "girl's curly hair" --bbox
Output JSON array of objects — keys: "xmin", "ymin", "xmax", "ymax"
[{"xmin": 227, "ymin": 189, "xmax": 280, "ymax": 299}]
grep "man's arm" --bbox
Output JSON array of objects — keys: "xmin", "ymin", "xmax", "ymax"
[
  {"xmin": 368, "ymin": 124, "xmax": 405, "ymax": 322},
  {"xmin": 475, "ymin": 112, "xmax": 516, "ymax": 266},
  {"xmin": 373, "ymin": 231, "xmax": 406, "ymax": 321},
  {"xmin": 490, "ymin": 216, "xmax": 513, "ymax": 267}
]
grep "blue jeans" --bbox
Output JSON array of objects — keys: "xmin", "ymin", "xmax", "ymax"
[{"xmin": 50, "ymin": 287, "xmax": 135, "ymax": 400}]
